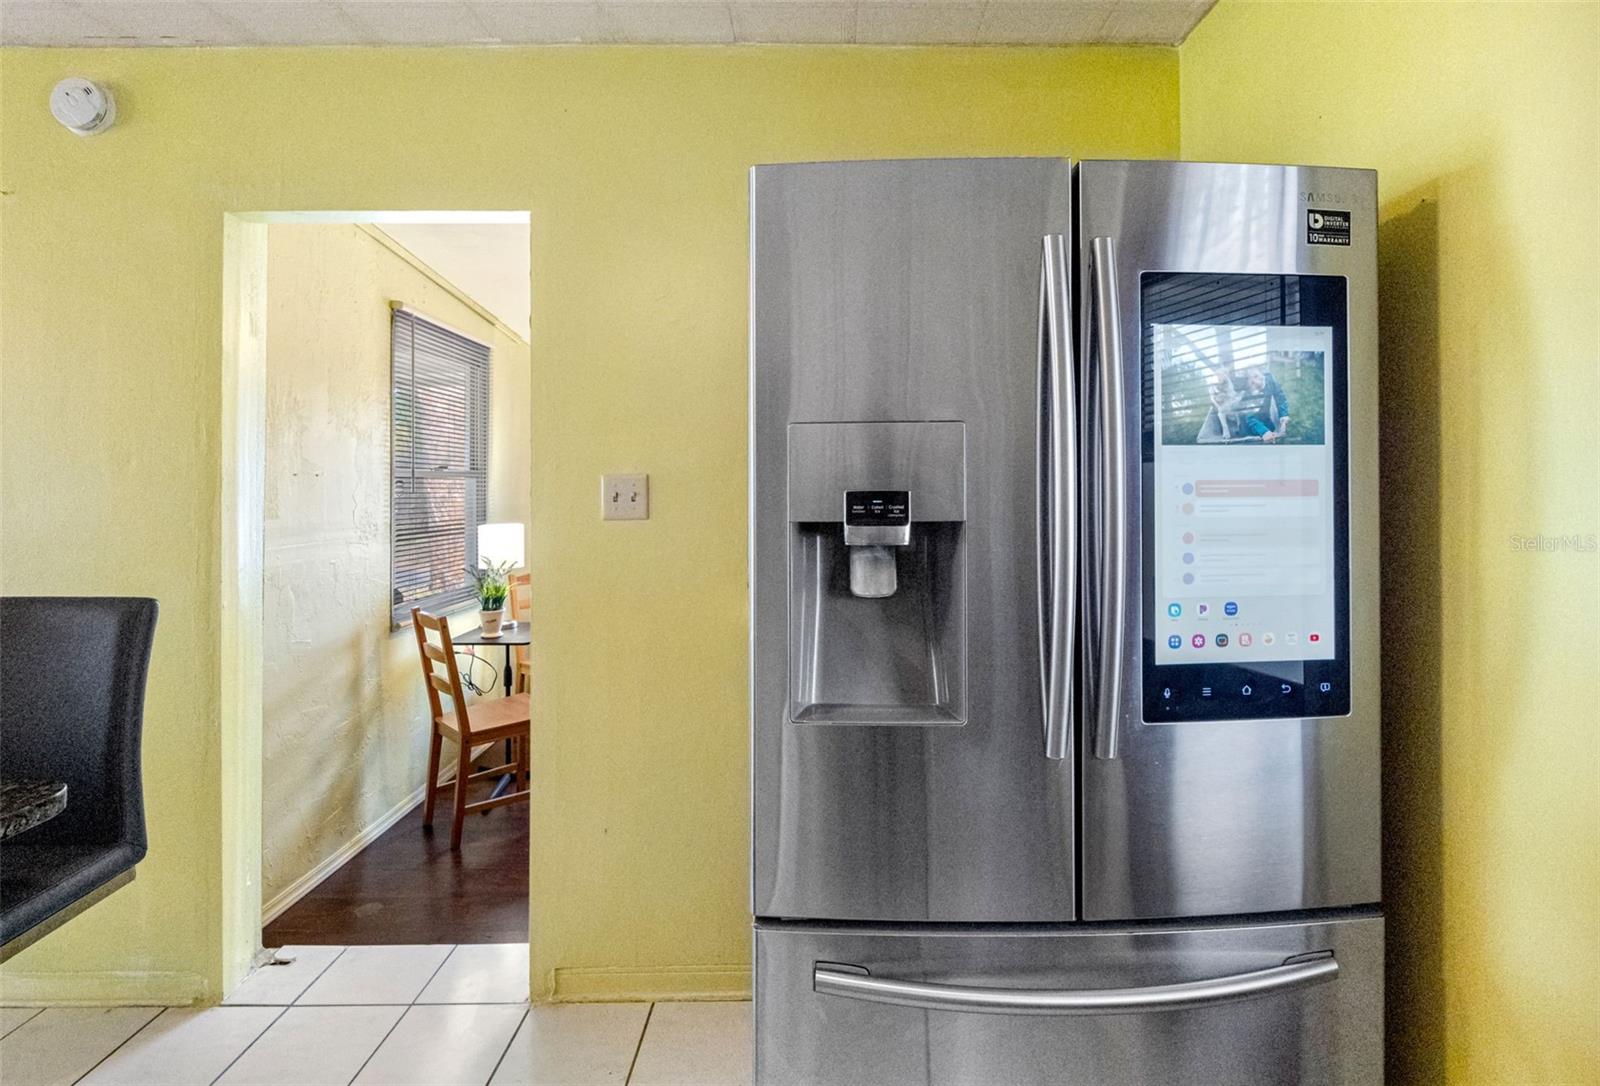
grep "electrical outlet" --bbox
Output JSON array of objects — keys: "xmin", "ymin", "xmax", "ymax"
[{"xmin": 602, "ymin": 473, "xmax": 649, "ymax": 520}]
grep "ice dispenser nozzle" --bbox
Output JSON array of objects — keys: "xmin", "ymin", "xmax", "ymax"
[{"xmin": 843, "ymin": 490, "xmax": 911, "ymax": 599}]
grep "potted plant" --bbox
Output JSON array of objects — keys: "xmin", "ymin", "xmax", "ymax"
[{"xmin": 467, "ymin": 558, "xmax": 517, "ymax": 637}]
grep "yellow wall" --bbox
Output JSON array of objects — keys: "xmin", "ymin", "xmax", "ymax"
[
  {"xmin": 261, "ymin": 223, "xmax": 531, "ymax": 916},
  {"xmin": 1181, "ymin": 4, "xmax": 1600, "ymax": 1084},
  {"xmin": 0, "ymin": 46, "xmax": 1178, "ymax": 1003}
]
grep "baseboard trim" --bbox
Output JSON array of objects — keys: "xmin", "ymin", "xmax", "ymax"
[
  {"xmin": 551, "ymin": 965, "xmax": 751, "ymax": 1003},
  {"xmin": 0, "ymin": 970, "xmax": 211, "ymax": 1007}
]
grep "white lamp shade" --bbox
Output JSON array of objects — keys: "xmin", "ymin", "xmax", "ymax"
[{"xmin": 478, "ymin": 522, "xmax": 526, "ymax": 571}]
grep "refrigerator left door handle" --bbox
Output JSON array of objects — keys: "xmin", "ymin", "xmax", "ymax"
[
  {"xmin": 1037, "ymin": 233, "xmax": 1076, "ymax": 761},
  {"xmin": 814, "ymin": 954, "xmax": 1338, "ymax": 1016}
]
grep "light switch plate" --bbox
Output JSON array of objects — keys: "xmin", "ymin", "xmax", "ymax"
[{"xmin": 602, "ymin": 473, "xmax": 649, "ymax": 520}]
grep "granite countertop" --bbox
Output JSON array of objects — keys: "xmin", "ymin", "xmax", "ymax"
[{"xmin": 0, "ymin": 779, "xmax": 68, "ymax": 840}]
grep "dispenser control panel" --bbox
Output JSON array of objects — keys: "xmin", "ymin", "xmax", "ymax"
[{"xmin": 844, "ymin": 491, "xmax": 910, "ymax": 526}]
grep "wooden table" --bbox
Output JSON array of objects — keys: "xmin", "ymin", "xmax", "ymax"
[{"xmin": 0, "ymin": 780, "xmax": 67, "ymax": 840}]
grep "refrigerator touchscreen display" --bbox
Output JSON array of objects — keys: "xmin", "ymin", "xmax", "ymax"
[
  {"xmin": 1139, "ymin": 272, "xmax": 1351, "ymax": 723},
  {"xmin": 1152, "ymin": 322, "xmax": 1336, "ymax": 664}
]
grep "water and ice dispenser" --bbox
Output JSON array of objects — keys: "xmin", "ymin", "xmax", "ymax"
[{"xmin": 786, "ymin": 421, "xmax": 967, "ymax": 726}]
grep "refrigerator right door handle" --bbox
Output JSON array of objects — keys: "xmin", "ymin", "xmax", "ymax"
[
  {"xmin": 1037, "ymin": 233, "xmax": 1075, "ymax": 761},
  {"xmin": 1090, "ymin": 235, "xmax": 1127, "ymax": 761},
  {"xmin": 814, "ymin": 955, "xmax": 1338, "ymax": 1016}
]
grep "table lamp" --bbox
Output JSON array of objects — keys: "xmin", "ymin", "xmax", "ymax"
[{"xmin": 477, "ymin": 522, "xmax": 526, "ymax": 628}]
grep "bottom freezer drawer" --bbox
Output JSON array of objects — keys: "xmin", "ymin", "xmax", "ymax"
[{"xmin": 755, "ymin": 911, "xmax": 1382, "ymax": 1086}]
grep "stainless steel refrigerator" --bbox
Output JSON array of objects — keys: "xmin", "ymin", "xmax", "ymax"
[{"xmin": 750, "ymin": 159, "xmax": 1381, "ymax": 1085}]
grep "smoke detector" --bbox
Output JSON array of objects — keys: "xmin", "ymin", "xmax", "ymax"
[{"xmin": 50, "ymin": 78, "xmax": 117, "ymax": 136}]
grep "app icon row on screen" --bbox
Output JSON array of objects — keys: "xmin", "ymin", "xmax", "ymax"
[
  {"xmin": 1167, "ymin": 632, "xmax": 1319, "ymax": 649},
  {"xmin": 1167, "ymin": 601, "xmax": 1241, "ymax": 619}
]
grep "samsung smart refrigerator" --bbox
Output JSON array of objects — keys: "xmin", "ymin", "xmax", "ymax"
[{"xmin": 750, "ymin": 158, "xmax": 1382, "ymax": 1085}]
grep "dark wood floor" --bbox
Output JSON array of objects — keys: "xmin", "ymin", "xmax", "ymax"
[{"xmin": 263, "ymin": 784, "xmax": 529, "ymax": 946}]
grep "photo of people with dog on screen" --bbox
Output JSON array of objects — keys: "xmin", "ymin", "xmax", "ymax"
[{"xmin": 1154, "ymin": 324, "xmax": 1329, "ymax": 447}]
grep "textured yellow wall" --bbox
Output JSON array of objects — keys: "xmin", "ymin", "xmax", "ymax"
[
  {"xmin": 261, "ymin": 224, "xmax": 531, "ymax": 915},
  {"xmin": 0, "ymin": 46, "xmax": 1178, "ymax": 1002},
  {"xmin": 1182, "ymin": 4, "xmax": 1600, "ymax": 1083}
]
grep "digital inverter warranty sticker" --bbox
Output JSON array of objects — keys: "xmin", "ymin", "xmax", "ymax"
[{"xmin": 1307, "ymin": 209, "xmax": 1351, "ymax": 246}]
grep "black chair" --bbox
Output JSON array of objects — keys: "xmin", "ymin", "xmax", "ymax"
[{"xmin": 1, "ymin": 597, "xmax": 157, "ymax": 961}]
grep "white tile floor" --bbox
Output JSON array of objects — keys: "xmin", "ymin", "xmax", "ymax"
[{"xmin": 0, "ymin": 945, "xmax": 752, "ymax": 1086}]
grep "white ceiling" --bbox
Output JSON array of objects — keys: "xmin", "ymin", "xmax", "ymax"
[
  {"xmin": 378, "ymin": 222, "xmax": 532, "ymax": 337},
  {"xmin": 0, "ymin": 1, "xmax": 1216, "ymax": 47}
]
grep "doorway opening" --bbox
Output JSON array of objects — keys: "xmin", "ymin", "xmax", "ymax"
[{"xmin": 221, "ymin": 211, "xmax": 534, "ymax": 992}]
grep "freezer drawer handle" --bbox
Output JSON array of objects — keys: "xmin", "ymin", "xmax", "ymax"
[
  {"xmin": 813, "ymin": 955, "xmax": 1338, "ymax": 1016},
  {"xmin": 1036, "ymin": 233, "xmax": 1076, "ymax": 761}
]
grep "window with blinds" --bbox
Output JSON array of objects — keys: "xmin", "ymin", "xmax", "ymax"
[{"xmin": 391, "ymin": 309, "xmax": 491, "ymax": 626}]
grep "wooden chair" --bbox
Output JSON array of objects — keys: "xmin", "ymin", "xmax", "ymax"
[
  {"xmin": 411, "ymin": 608, "xmax": 530, "ymax": 850},
  {"xmin": 509, "ymin": 572, "xmax": 532, "ymax": 695}
]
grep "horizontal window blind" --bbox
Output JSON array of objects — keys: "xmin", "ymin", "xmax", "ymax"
[{"xmin": 391, "ymin": 309, "xmax": 491, "ymax": 626}]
